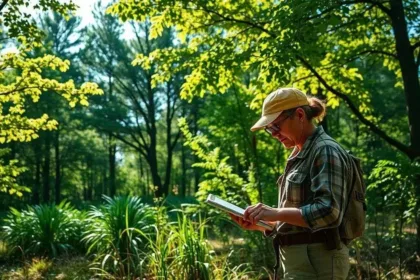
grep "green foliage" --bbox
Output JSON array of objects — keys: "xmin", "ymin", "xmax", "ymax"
[
  {"xmin": 0, "ymin": 148, "xmax": 29, "ymax": 196},
  {"xmin": 0, "ymin": 256, "xmax": 93, "ymax": 280},
  {"xmin": 212, "ymin": 250, "xmax": 256, "ymax": 280},
  {"xmin": 368, "ymin": 157, "xmax": 420, "ymax": 223},
  {"xmin": 27, "ymin": 258, "xmax": 53, "ymax": 279},
  {"xmin": 171, "ymin": 212, "xmax": 212, "ymax": 280},
  {"xmin": 0, "ymin": 1, "xmax": 103, "ymax": 197},
  {"xmin": 83, "ymin": 196, "xmax": 156, "ymax": 277},
  {"xmin": 107, "ymin": 0, "xmax": 401, "ymax": 106},
  {"xmin": 0, "ymin": 0, "xmax": 77, "ymax": 48},
  {"xmin": 178, "ymin": 117, "xmax": 259, "ymax": 206},
  {"xmin": 1, "ymin": 201, "xmax": 86, "ymax": 257}
]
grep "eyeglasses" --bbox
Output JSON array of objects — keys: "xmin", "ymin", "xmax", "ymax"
[{"xmin": 264, "ymin": 113, "xmax": 292, "ymax": 135}]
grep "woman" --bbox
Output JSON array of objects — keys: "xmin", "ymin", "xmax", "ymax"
[{"xmin": 230, "ymin": 88, "xmax": 351, "ymax": 280}]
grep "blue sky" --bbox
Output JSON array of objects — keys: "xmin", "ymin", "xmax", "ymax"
[{"xmin": 73, "ymin": 0, "xmax": 134, "ymax": 40}]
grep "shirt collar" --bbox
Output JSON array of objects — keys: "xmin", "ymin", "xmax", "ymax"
[{"xmin": 288, "ymin": 126, "xmax": 325, "ymax": 160}]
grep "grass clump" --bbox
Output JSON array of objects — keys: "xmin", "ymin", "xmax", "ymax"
[{"xmin": 1, "ymin": 201, "xmax": 86, "ymax": 257}]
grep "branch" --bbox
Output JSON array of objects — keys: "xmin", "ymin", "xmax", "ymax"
[
  {"xmin": 133, "ymin": 113, "xmax": 149, "ymax": 148},
  {"xmin": 195, "ymin": 2, "xmax": 276, "ymax": 38},
  {"xmin": 339, "ymin": 0, "xmax": 392, "ymax": 17},
  {"xmin": 412, "ymin": 41, "xmax": 420, "ymax": 51},
  {"xmin": 120, "ymin": 117, "xmax": 148, "ymax": 150},
  {"xmin": 110, "ymin": 131, "xmax": 148, "ymax": 159},
  {"xmin": 357, "ymin": 49, "xmax": 397, "ymax": 59},
  {"xmin": 0, "ymin": 83, "xmax": 48, "ymax": 96},
  {"xmin": 296, "ymin": 54, "xmax": 415, "ymax": 157},
  {"xmin": 170, "ymin": 130, "xmax": 181, "ymax": 152},
  {"xmin": 0, "ymin": 0, "xmax": 8, "ymax": 12}
]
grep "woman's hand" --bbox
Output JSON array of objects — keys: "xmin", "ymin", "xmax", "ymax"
[
  {"xmin": 229, "ymin": 213, "xmax": 266, "ymax": 232},
  {"xmin": 243, "ymin": 203, "xmax": 280, "ymax": 225}
]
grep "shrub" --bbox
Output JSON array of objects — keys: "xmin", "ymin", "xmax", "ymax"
[
  {"xmin": 83, "ymin": 195, "xmax": 156, "ymax": 278},
  {"xmin": 1, "ymin": 201, "xmax": 86, "ymax": 257},
  {"xmin": 171, "ymin": 212, "xmax": 213, "ymax": 280}
]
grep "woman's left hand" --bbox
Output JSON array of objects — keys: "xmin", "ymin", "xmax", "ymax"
[{"xmin": 243, "ymin": 203, "xmax": 280, "ymax": 225}]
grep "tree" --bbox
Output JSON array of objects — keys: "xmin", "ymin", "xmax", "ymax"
[
  {"xmin": 83, "ymin": 3, "xmax": 185, "ymax": 197},
  {"xmin": 108, "ymin": 0, "xmax": 420, "ymax": 160},
  {"xmin": 0, "ymin": 0, "xmax": 103, "ymax": 196}
]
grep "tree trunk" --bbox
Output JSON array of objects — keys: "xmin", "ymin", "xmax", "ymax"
[
  {"xmin": 138, "ymin": 154, "xmax": 145, "ymax": 195},
  {"xmin": 415, "ymin": 174, "xmax": 420, "ymax": 257},
  {"xmin": 147, "ymin": 74, "xmax": 164, "ymax": 197},
  {"xmin": 163, "ymin": 82, "xmax": 178, "ymax": 197},
  {"xmin": 87, "ymin": 161, "xmax": 93, "ymax": 201},
  {"xmin": 54, "ymin": 129, "xmax": 61, "ymax": 204},
  {"xmin": 33, "ymin": 143, "xmax": 41, "ymax": 205},
  {"xmin": 109, "ymin": 135, "xmax": 116, "ymax": 197},
  {"xmin": 316, "ymin": 87, "xmax": 329, "ymax": 134},
  {"xmin": 148, "ymin": 149, "xmax": 164, "ymax": 197},
  {"xmin": 252, "ymin": 135, "xmax": 263, "ymax": 202},
  {"xmin": 180, "ymin": 135, "xmax": 186, "ymax": 197},
  {"xmin": 192, "ymin": 102, "xmax": 201, "ymax": 194},
  {"xmin": 83, "ymin": 162, "xmax": 88, "ymax": 201},
  {"xmin": 389, "ymin": 0, "xmax": 420, "ymax": 159},
  {"xmin": 42, "ymin": 134, "xmax": 51, "ymax": 203}
]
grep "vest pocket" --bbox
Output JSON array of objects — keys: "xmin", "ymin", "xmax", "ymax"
[{"xmin": 285, "ymin": 171, "xmax": 308, "ymax": 204}]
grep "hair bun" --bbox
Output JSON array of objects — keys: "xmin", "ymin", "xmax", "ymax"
[{"xmin": 307, "ymin": 97, "xmax": 326, "ymax": 122}]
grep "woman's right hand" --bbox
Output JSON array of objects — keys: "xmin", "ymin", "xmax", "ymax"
[{"xmin": 229, "ymin": 213, "xmax": 266, "ymax": 232}]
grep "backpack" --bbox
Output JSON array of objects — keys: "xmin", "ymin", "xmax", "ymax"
[{"xmin": 339, "ymin": 152, "xmax": 367, "ymax": 241}]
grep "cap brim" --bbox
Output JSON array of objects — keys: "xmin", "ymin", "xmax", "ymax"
[{"xmin": 250, "ymin": 111, "xmax": 283, "ymax": 132}]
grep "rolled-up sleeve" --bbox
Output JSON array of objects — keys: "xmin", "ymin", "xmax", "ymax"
[{"xmin": 300, "ymin": 145, "xmax": 348, "ymax": 231}]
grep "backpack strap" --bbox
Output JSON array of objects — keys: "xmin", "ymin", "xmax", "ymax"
[{"xmin": 343, "ymin": 156, "xmax": 357, "ymax": 219}]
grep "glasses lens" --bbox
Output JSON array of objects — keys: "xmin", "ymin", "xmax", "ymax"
[
  {"xmin": 265, "ymin": 125, "xmax": 279, "ymax": 135},
  {"xmin": 265, "ymin": 127, "xmax": 273, "ymax": 135}
]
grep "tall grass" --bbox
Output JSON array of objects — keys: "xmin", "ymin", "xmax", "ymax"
[
  {"xmin": 83, "ymin": 197, "xmax": 217, "ymax": 279},
  {"xmin": 212, "ymin": 250, "xmax": 255, "ymax": 280},
  {"xmin": 171, "ymin": 212, "xmax": 212, "ymax": 280},
  {"xmin": 83, "ymin": 196, "xmax": 156, "ymax": 278},
  {"xmin": 1, "ymin": 201, "xmax": 85, "ymax": 257},
  {"xmin": 1, "ymin": 197, "xmax": 256, "ymax": 279},
  {"xmin": 143, "ymin": 208, "xmax": 214, "ymax": 279}
]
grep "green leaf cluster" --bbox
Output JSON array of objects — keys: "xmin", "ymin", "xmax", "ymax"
[{"xmin": 178, "ymin": 117, "xmax": 259, "ymax": 206}]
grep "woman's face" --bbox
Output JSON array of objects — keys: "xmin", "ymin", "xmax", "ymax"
[{"xmin": 266, "ymin": 108, "xmax": 305, "ymax": 149}]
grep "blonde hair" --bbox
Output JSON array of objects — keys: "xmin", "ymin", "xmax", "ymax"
[
  {"xmin": 284, "ymin": 96, "xmax": 326, "ymax": 123},
  {"xmin": 306, "ymin": 96, "xmax": 327, "ymax": 122}
]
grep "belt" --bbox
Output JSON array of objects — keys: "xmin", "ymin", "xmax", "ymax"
[{"xmin": 278, "ymin": 230, "xmax": 327, "ymax": 247}]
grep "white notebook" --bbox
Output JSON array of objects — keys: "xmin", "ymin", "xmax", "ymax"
[{"xmin": 205, "ymin": 194, "xmax": 275, "ymax": 231}]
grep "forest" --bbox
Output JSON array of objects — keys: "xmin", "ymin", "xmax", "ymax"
[{"xmin": 0, "ymin": 0, "xmax": 419, "ymax": 279}]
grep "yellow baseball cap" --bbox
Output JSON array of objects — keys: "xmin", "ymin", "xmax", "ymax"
[{"xmin": 250, "ymin": 88, "xmax": 309, "ymax": 132}]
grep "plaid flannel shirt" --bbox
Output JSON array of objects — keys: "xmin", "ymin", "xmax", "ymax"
[{"xmin": 267, "ymin": 126, "xmax": 351, "ymax": 237}]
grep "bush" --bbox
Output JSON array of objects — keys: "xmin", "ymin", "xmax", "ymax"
[
  {"xmin": 171, "ymin": 212, "xmax": 213, "ymax": 280},
  {"xmin": 1, "ymin": 201, "xmax": 86, "ymax": 257},
  {"xmin": 83, "ymin": 195, "xmax": 156, "ymax": 278}
]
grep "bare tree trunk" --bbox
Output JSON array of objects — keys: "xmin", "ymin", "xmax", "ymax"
[
  {"xmin": 180, "ymin": 135, "xmax": 186, "ymax": 198},
  {"xmin": 87, "ymin": 160, "xmax": 93, "ymax": 201},
  {"xmin": 252, "ymin": 135, "xmax": 263, "ymax": 202},
  {"xmin": 42, "ymin": 134, "xmax": 51, "ymax": 203},
  {"xmin": 54, "ymin": 129, "xmax": 61, "ymax": 204},
  {"xmin": 389, "ymin": 0, "xmax": 420, "ymax": 159},
  {"xmin": 316, "ymin": 87, "xmax": 329, "ymax": 134},
  {"xmin": 415, "ymin": 174, "xmax": 420, "ymax": 257},
  {"xmin": 109, "ymin": 136, "xmax": 116, "ymax": 197},
  {"xmin": 33, "ymin": 144, "xmax": 41, "ymax": 205},
  {"xmin": 374, "ymin": 208, "xmax": 382, "ymax": 280},
  {"xmin": 398, "ymin": 206, "xmax": 404, "ymax": 280}
]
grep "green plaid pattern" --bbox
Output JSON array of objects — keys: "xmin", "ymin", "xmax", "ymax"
[{"xmin": 274, "ymin": 126, "xmax": 351, "ymax": 235}]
